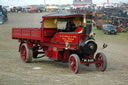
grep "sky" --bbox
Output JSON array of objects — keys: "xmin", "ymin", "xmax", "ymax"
[{"xmin": 0, "ymin": 0, "xmax": 128, "ymax": 6}]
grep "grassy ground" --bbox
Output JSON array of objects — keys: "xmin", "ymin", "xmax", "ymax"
[{"xmin": 92, "ymin": 28, "xmax": 128, "ymax": 42}]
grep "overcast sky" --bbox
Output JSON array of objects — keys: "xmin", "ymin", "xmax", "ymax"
[{"xmin": 0, "ymin": 0, "xmax": 128, "ymax": 6}]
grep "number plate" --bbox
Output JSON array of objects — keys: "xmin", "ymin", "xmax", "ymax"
[{"xmin": 84, "ymin": 59, "xmax": 94, "ymax": 62}]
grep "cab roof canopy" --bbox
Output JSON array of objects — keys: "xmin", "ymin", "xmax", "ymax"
[
  {"xmin": 42, "ymin": 13, "xmax": 84, "ymax": 29},
  {"xmin": 42, "ymin": 13, "xmax": 83, "ymax": 18}
]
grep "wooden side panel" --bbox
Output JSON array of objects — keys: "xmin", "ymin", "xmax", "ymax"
[
  {"xmin": 22, "ymin": 30, "xmax": 31, "ymax": 39},
  {"xmin": 30, "ymin": 29, "xmax": 42, "ymax": 40},
  {"xmin": 12, "ymin": 28, "xmax": 42, "ymax": 40},
  {"xmin": 12, "ymin": 28, "xmax": 22, "ymax": 39}
]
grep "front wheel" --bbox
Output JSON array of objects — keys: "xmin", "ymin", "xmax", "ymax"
[
  {"xmin": 95, "ymin": 52, "xmax": 107, "ymax": 72},
  {"xmin": 68, "ymin": 54, "xmax": 80, "ymax": 74},
  {"xmin": 20, "ymin": 43, "xmax": 33, "ymax": 63}
]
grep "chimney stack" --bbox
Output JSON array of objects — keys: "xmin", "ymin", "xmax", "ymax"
[{"xmin": 107, "ymin": 0, "xmax": 109, "ymax": 4}]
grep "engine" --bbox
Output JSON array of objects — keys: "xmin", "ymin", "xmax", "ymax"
[
  {"xmin": 80, "ymin": 39, "xmax": 97, "ymax": 56},
  {"xmin": 80, "ymin": 12, "xmax": 97, "ymax": 56}
]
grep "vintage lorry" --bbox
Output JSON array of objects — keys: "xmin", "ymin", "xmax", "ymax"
[{"xmin": 12, "ymin": 12, "xmax": 107, "ymax": 73}]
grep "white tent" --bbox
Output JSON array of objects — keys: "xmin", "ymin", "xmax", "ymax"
[{"xmin": 0, "ymin": 0, "xmax": 45, "ymax": 6}]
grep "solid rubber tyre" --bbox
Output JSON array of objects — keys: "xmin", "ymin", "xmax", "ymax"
[
  {"xmin": 69, "ymin": 54, "xmax": 80, "ymax": 74},
  {"xmin": 95, "ymin": 52, "xmax": 107, "ymax": 72},
  {"xmin": 20, "ymin": 43, "xmax": 33, "ymax": 63}
]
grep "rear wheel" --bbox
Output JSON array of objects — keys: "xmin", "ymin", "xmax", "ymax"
[
  {"xmin": 69, "ymin": 54, "xmax": 80, "ymax": 74},
  {"xmin": 20, "ymin": 43, "xmax": 33, "ymax": 63},
  {"xmin": 95, "ymin": 52, "xmax": 107, "ymax": 72}
]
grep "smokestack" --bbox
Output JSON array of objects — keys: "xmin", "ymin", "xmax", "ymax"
[
  {"xmin": 107, "ymin": 0, "xmax": 109, "ymax": 4},
  {"xmin": 86, "ymin": 12, "xmax": 93, "ymax": 36}
]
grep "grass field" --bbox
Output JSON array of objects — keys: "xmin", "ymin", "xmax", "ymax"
[{"xmin": 92, "ymin": 28, "xmax": 128, "ymax": 42}]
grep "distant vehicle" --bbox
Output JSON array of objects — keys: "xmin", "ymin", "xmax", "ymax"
[
  {"xmin": 28, "ymin": 7, "xmax": 45, "ymax": 13},
  {"xmin": 28, "ymin": 8, "xmax": 36, "ymax": 13},
  {"xmin": 116, "ymin": 24, "xmax": 128, "ymax": 32},
  {"xmin": 95, "ymin": 13, "xmax": 107, "ymax": 30},
  {"xmin": 103, "ymin": 24, "xmax": 117, "ymax": 34},
  {"xmin": 56, "ymin": 8, "xmax": 65, "ymax": 12},
  {"xmin": 36, "ymin": 7, "xmax": 45, "ymax": 13},
  {"xmin": 0, "ymin": 5, "xmax": 8, "ymax": 24}
]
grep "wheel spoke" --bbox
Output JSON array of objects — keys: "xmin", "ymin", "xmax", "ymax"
[
  {"xmin": 21, "ymin": 46, "xmax": 26, "ymax": 61},
  {"xmin": 70, "ymin": 56, "xmax": 76, "ymax": 72}
]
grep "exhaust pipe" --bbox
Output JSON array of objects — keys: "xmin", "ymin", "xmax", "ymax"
[
  {"xmin": 80, "ymin": 12, "xmax": 97, "ymax": 56},
  {"xmin": 86, "ymin": 12, "xmax": 93, "ymax": 37}
]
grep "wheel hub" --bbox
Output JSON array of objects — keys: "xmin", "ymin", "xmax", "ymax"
[{"xmin": 71, "ymin": 62, "xmax": 75, "ymax": 66}]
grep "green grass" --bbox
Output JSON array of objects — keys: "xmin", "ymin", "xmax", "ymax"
[{"xmin": 92, "ymin": 28, "xmax": 128, "ymax": 41}]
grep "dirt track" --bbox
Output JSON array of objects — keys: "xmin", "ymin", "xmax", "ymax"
[{"xmin": 0, "ymin": 13, "xmax": 128, "ymax": 85}]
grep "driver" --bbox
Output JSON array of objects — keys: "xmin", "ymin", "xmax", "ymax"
[{"xmin": 65, "ymin": 19, "xmax": 76, "ymax": 32}]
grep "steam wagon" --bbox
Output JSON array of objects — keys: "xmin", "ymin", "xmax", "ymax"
[{"xmin": 12, "ymin": 12, "xmax": 107, "ymax": 73}]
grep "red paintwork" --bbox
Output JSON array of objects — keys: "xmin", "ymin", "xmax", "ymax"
[
  {"xmin": 20, "ymin": 44, "xmax": 27, "ymax": 62},
  {"xmin": 28, "ymin": 8, "xmax": 36, "ymax": 12},
  {"xmin": 12, "ymin": 27, "xmax": 94, "ymax": 64},
  {"xmin": 12, "ymin": 27, "xmax": 86, "ymax": 60},
  {"xmin": 69, "ymin": 55, "xmax": 77, "ymax": 72},
  {"xmin": 59, "ymin": 34, "xmax": 78, "ymax": 44},
  {"xmin": 95, "ymin": 53, "xmax": 104, "ymax": 71},
  {"xmin": 74, "ymin": 27, "xmax": 82, "ymax": 32},
  {"xmin": 63, "ymin": 50, "xmax": 70, "ymax": 62},
  {"xmin": 116, "ymin": 26, "xmax": 122, "ymax": 32},
  {"xmin": 116, "ymin": 24, "xmax": 128, "ymax": 32},
  {"xmin": 12, "ymin": 28, "xmax": 42, "ymax": 40}
]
